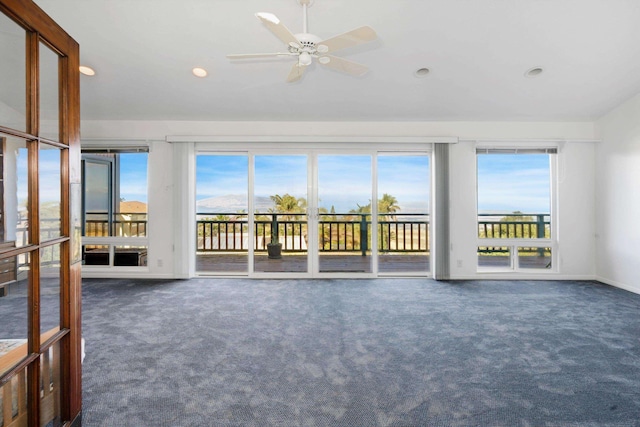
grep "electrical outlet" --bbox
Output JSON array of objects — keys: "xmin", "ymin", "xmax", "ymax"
[
  {"xmin": 157, "ymin": 259, "xmax": 163, "ymax": 268},
  {"xmin": 457, "ymin": 259, "xmax": 463, "ymax": 268}
]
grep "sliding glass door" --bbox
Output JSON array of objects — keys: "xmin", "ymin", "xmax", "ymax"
[
  {"xmin": 195, "ymin": 150, "xmax": 431, "ymax": 277},
  {"xmin": 253, "ymin": 155, "xmax": 309, "ymax": 273},
  {"xmin": 317, "ymin": 155, "xmax": 372, "ymax": 274},
  {"xmin": 377, "ymin": 154, "xmax": 431, "ymax": 274},
  {"xmin": 196, "ymin": 154, "xmax": 249, "ymax": 273}
]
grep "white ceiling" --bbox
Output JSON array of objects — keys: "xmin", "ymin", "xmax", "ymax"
[{"xmin": 33, "ymin": 0, "xmax": 640, "ymax": 122}]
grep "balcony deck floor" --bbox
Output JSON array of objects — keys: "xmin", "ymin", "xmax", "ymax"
[
  {"xmin": 196, "ymin": 253, "xmax": 431, "ymax": 274},
  {"xmin": 196, "ymin": 253, "xmax": 552, "ymax": 274}
]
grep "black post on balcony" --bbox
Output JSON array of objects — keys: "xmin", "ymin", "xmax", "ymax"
[
  {"xmin": 537, "ymin": 214, "xmax": 546, "ymax": 256},
  {"xmin": 360, "ymin": 214, "xmax": 368, "ymax": 256},
  {"xmin": 271, "ymin": 214, "xmax": 279, "ymax": 243}
]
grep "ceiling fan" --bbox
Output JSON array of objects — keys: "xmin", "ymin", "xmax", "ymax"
[{"xmin": 227, "ymin": 0, "xmax": 378, "ymax": 83}]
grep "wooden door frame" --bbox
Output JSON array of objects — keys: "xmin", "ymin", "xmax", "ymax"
[{"xmin": 0, "ymin": 0, "xmax": 81, "ymax": 426}]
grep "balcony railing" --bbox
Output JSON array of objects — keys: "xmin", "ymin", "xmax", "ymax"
[
  {"xmin": 84, "ymin": 212, "xmax": 148, "ymax": 237},
  {"xmin": 478, "ymin": 213, "xmax": 549, "ymax": 239},
  {"xmin": 196, "ymin": 213, "xmax": 430, "ymax": 254},
  {"xmin": 478, "ymin": 213, "xmax": 550, "ymax": 254},
  {"xmin": 78, "ymin": 212, "xmax": 550, "ymax": 256}
]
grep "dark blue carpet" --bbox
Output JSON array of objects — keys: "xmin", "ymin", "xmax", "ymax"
[{"xmin": 79, "ymin": 279, "xmax": 640, "ymax": 426}]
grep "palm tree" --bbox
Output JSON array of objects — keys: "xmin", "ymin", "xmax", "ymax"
[
  {"xmin": 269, "ymin": 193, "xmax": 306, "ymax": 220},
  {"xmin": 377, "ymin": 194, "xmax": 400, "ymax": 251},
  {"xmin": 378, "ymin": 193, "xmax": 400, "ymax": 217},
  {"xmin": 267, "ymin": 194, "xmax": 307, "ymax": 250}
]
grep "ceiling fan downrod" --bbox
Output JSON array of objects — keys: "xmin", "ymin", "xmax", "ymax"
[{"xmin": 298, "ymin": 0, "xmax": 313, "ymax": 34}]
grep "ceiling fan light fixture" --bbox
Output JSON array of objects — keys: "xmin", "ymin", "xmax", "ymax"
[
  {"xmin": 318, "ymin": 56, "xmax": 330, "ymax": 65},
  {"xmin": 299, "ymin": 52, "xmax": 312, "ymax": 66},
  {"xmin": 192, "ymin": 67, "xmax": 208, "ymax": 78}
]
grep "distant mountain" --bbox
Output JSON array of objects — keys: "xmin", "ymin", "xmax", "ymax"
[
  {"xmin": 196, "ymin": 194, "xmax": 273, "ymax": 213},
  {"xmin": 396, "ymin": 201, "xmax": 430, "ymax": 214}
]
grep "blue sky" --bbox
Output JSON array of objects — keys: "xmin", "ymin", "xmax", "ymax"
[
  {"xmin": 37, "ymin": 151, "xmax": 550, "ymax": 214},
  {"xmin": 196, "ymin": 155, "xmax": 248, "ymax": 202},
  {"xmin": 378, "ymin": 155, "xmax": 430, "ymax": 213},
  {"xmin": 477, "ymin": 154, "xmax": 550, "ymax": 213},
  {"xmin": 196, "ymin": 154, "xmax": 432, "ymax": 213},
  {"xmin": 119, "ymin": 154, "xmax": 148, "ymax": 203},
  {"xmin": 19, "ymin": 149, "xmax": 550, "ymax": 214}
]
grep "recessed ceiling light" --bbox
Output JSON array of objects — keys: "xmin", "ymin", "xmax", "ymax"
[
  {"xmin": 525, "ymin": 67, "xmax": 544, "ymax": 78},
  {"xmin": 79, "ymin": 65, "xmax": 95, "ymax": 76},
  {"xmin": 414, "ymin": 67, "xmax": 430, "ymax": 78},
  {"xmin": 192, "ymin": 67, "xmax": 208, "ymax": 78}
]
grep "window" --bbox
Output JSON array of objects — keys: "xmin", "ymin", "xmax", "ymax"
[
  {"xmin": 476, "ymin": 148, "xmax": 555, "ymax": 271},
  {"xmin": 82, "ymin": 149, "xmax": 148, "ymax": 267}
]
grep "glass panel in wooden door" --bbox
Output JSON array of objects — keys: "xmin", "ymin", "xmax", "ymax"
[
  {"xmin": 253, "ymin": 155, "xmax": 308, "ymax": 273},
  {"xmin": 1, "ymin": 135, "xmax": 29, "ymax": 248},
  {"xmin": 0, "ymin": 254, "xmax": 29, "ymax": 377},
  {"xmin": 39, "ymin": 42, "xmax": 59, "ymax": 142},
  {"xmin": 40, "ymin": 243, "xmax": 61, "ymax": 335},
  {"xmin": 40, "ymin": 144, "xmax": 62, "ymax": 241},
  {"xmin": 0, "ymin": 13, "xmax": 26, "ymax": 132},
  {"xmin": 196, "ymin": 154, "xmax": 248, "ymax": 273},
  {"xmin": 317, "ymin": 155, "xmax": 372, "ymax": 273},
  {"xmin": 377, "ymin": 154, "xmax": 430, "ymax": 273},
  {"xmin": 40, "ymin": 341, "xmax": 62, "ymax": 427}
]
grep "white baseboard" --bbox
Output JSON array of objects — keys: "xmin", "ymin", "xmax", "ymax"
[
  {"xmin": 596, "ymin": 276, "xmax": 640, "ymax": 295},
  {"xmin": 449, "ymin": 274, "xmax": 597, "ymax": 281},
  {"xmin": 81, "ymin": 271, "xmax": 176, "ymax": 280}
]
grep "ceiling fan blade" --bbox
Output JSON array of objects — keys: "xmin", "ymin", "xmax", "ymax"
[
  {"xmin": 286, "ymin": 63, "xmax": 308, "ymax": 83},
  {"xmin": 317, "ymin": 26, "xmax": 377, "ymax": 54},
  {"xmin": 318, "ymin": 55, "xmax": 369, "ymax": 77},
  {"xmin": 227, "ymin": 52, "xmax": 295, "ymax": 59},
  {"xmin": 255, "ymin": 12, "xmax": 299, "ymax": 46}
]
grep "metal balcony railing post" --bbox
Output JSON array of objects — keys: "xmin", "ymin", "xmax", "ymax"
[
  {"xmin": 537, "ymin": 214, "xmax": 546, "ymax": 256},
  {"xmin": 271, "ymin": 214, "xmax": 279, "ymax": 243},
  {"xmin": 360, "ymin": 215, "xmax": 368, "ymax": 256}
]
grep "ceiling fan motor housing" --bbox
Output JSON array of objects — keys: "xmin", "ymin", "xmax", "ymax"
[
  {"xmin": 295, "ymin": 33, "xmax": 322, "ymax": 47},
  {"xmin": 289, "ymin": 33, "xmax": 326, "ymax": 56}
]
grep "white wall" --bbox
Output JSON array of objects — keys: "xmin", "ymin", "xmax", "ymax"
[
  {"xmin": 80, "ymin": 120, "xmax": 597, "ymax": 279},
  {"xmin": 146, "ymin": 141, "xmax": 176, "ymax": 277},
  {"xmin": 594, "ymin": 93, "xmax": 640, "ymax": 294}
]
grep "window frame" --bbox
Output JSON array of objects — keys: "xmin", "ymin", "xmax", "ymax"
[
  {"xmin": 475, "ymin": 144, "xmax": 558, "ymax": 273},
  {"xmin": 80, "ymin": 148, "xmax": 149, "ymax": 269}
]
